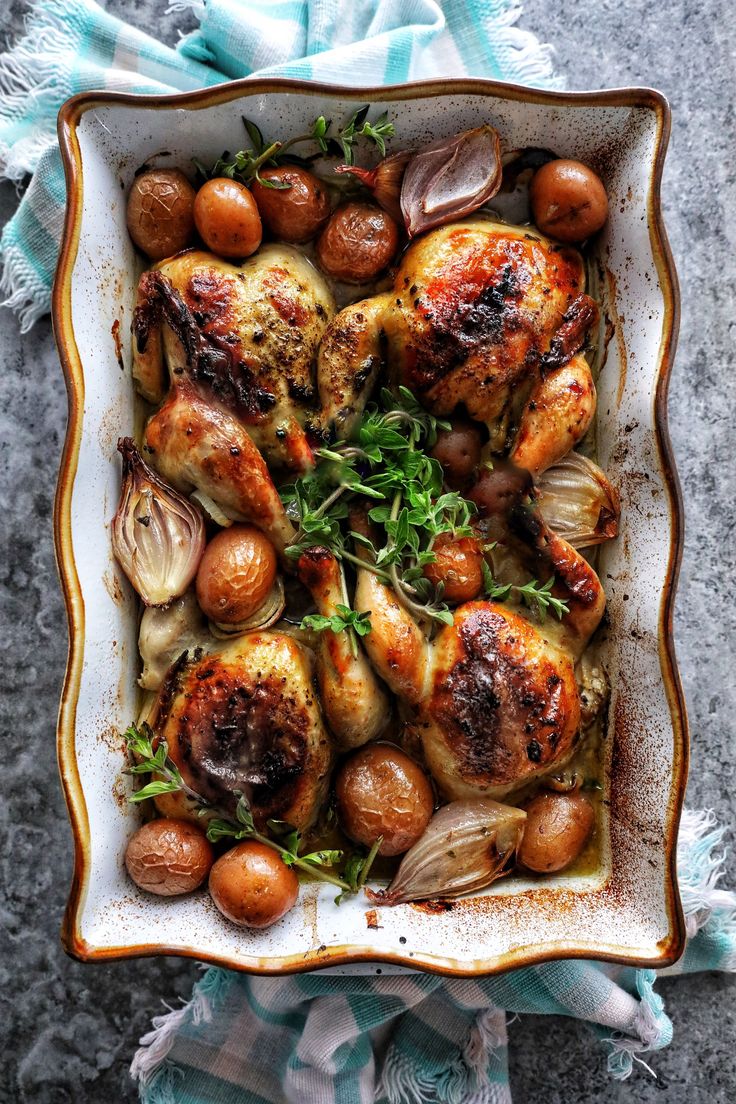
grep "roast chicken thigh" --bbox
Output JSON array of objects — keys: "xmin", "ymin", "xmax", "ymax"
[{"xmin": 154, "ymin": 632, "xmax": 331, "ymax": 832}]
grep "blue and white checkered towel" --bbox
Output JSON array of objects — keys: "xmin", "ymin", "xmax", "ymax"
[{"xmin": 1, "ymin": 3, "xmax": 733, "ymax": 1102}]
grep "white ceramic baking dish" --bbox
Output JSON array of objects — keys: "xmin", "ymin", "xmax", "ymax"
[{"xmin": 53, "ymin": 78, "xmax": 687, "ymax": 976}]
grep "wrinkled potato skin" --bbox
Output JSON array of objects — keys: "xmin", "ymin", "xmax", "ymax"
[
  {"xmin": 336, "ymin": 744, "xmax": 434, "ymax": 856},
  {"xmin": 209, "ymin": 841, "xmax": 299, "ymax": 928},
  {"xmin": 316, "ymin": 202, "xmax": 399, "ymax": 283},
  {"xmin": 530, "ymin": 160, "xmax": 608, "ymax": 243},
  {"xmin": 125, "ymin": 818, "xmax": 214, "ymax": 895},
  {"xmin": 126, "ymin": 169, "xmax": 196, "ymax": 260},
  {"xmin": 194, "ymin": 178, "xmax": 263, "ymax": 258},
  {"xmin": 252, "ymin": 167, "xmax": 331, "ymax": 242},
  {"xmin": 430, "ymin": 420, "xmax": 484, "ymax": 488},
  {"xmin": 196, "ymin": 525, "xmax": 277, "ymax": 624},
  {"xmin": 518, "ymin": 792, "xmax": 595, "ymax": 873}
]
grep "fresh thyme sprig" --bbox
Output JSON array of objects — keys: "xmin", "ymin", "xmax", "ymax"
[
  {"xmin": 301, "ymin": 605, "xmax": 372, "ymax": 638},
  {"xmin": 124, "ymin": 722, "xmax": 203, "ymax": 805},
  {"xmin": 205, "ymin": 795, "xmax": 353, "ymax": 891},
  {"xmin": 282, "ymin": 387, "xmax": 472, "ymax": 629},
  {"xmin": 284, "ymin": 388, "xmax": 570, "ymax": 631},
  {"xmin": 123, "ymin": 724, "xmax": 381, "ymax": 900},
  {"xmin": 480, "ymin": 562, "xmax": 570, "ymax": 621},
  {"xmin": 193, "ymin": 107, "xmax": 395, "ymax": 188}
]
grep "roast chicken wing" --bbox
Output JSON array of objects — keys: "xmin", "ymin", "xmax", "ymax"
[
  {"xmin": 132, "ymin": 246, "xmax": 335, "ymax": 471},
  {"xmin": 154, "ymin": 632, "xmax": 332, "ymax": 832},
  {"xmin": 143, "ymin": 379, "xmax": 296, "ymax": 555}
]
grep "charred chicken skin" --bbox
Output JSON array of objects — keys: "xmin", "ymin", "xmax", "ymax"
[
  {"xmin": 319, "ymin": 219, "xmax": 599, "ymax": 475},
  {"xmin": 154, "ymin": 633, "xmax": 332, "ymax": 832}
]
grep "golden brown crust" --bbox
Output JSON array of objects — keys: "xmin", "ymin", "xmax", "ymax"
[
  {"xmin": 144, "ymin": 380, "xmax": 296, "ymax": 554},
  {"xmin": 422, "ymin": 602, "xmax": 580, "ymax": 798},
  {"xmin": 158, "ymin": 633, "xmax": 332, "ymax": 832},
  {"xmin": 385, "ymin": 221, "xmax": 586, "ymax": 437}
]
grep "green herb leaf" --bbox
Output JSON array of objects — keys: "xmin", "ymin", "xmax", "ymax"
[
  {"xmin": 300, "ymin": 605, "xmax": 372, "ymax": 637},
  {"xmin": 128, "ymin": 779, "xmax": 182, "ymax": 803}
]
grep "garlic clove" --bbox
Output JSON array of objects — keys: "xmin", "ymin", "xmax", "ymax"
[
  {"xmin": 368, "ymin": 798, "xmax": 526, "ymax": 905},
  {"xmin": 400, "ymin": 126, "xmax": 503, "ymax": 238},
  {"xmin": 112, "ymin": 437, "xmax": 206, "ymax": 607}
]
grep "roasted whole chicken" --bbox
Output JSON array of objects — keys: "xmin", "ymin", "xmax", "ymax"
[{"xmin": 320, "ymin": 219, "xmax": 598, "ymax": 475}]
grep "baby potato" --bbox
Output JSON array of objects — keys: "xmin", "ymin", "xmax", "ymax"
[
  {"xmin": 430, "ymin": 419, "xmax": 484, "ymax": 487},
  {"xmin": 316, "ymin": 202, "xmax": 399, "ymax": 283},
  {"xmin": 530, "ymin": 159, "xmax": 608, "ymax": 243},
  {"xmin": 125, "ymin": 817, "xmax": 213, "ymax": 896},
  {"xmin": 336, "ymin": 744, "xmax": 434, "ymax": 856},
  {"xmin": 517, "ymin": 791, "xmax": 595, "ymax": 874},
  {"xmin": 193, "ymin": 178, "xmax": 262, "ymax": 258},
  {"xmin": 209, "ymin": 841, "xmax": 299, "ymax": 928},
  {"xmin": 423, "ymin": 532, "xmax": 483, "ymax": 604},
  {"xmin": 126, "ymin": 169, "xmax": 196, "ymax": 260},
  {"xmin": 196, "ymin": 525, "xmax": 277, "ymax": 625},
  {"xmin": 251, "ymin": 166, "xmax": 331, "ymax": 242}
]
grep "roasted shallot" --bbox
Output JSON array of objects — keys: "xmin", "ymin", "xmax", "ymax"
[
  {"xmin": 400, "ymin": 125, "xmax": 502, "ymax": 237},
  {"xmin": 112, "ymin": 438, "xmax": 205, "ymax": 607},
  {"xmin": 369, "ymin": 798, "xmax": 526, "ymax": 905}
]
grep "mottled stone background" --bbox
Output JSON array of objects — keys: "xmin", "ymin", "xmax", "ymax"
[{"xmin": 1, "ymin": 0, "xmax": 734, "ymax": 1100}]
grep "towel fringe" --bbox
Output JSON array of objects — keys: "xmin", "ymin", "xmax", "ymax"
[
  {"xmin": 677, "ymin": 808, "xmax": 736, "ymax": 939},
  {"xmin": 0, "ymin": 0, "xmax": 79, "ymax": 179},
  {"xmin": 379, "ymin": 1045, "xmax": 506, "ymax": 1104},
  {"xmin": 603, "ymin": 988, "xmax": 666, "ymax": 1081},
  {"xmin": 165, "ymin": 0, "xmax": 206, "ymax": 16},
  {"xmin": 0, "ymin": 238, "xmax": 51, "ymax": 332},
  {"xmin": 130, "ymin": 966, "xmax": 235, "ymax": 1088}
]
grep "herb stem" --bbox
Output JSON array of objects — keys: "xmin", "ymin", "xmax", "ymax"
[
  {"xmin": 248, "ymin": 140, "xmax": 283, "ymax": 174},
  {"xmin": 252, "ymin": 831, "xmax": 351, "ymax": 890},
  {"xmin": 339, "ymin": 548, "xmax": 391, "ymax": 581},
  {"xmin": 313, "ymin": 484, "xmax": 347, "ymax": 520},
  {"xmin": 357, "ymin": 836, "xmax": 383, "ymax": 890}
]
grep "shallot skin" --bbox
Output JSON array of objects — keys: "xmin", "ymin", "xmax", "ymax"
[
  {"xmin": 112, "ymin": 437, "xmax": 206, "ymax": 607},
  {"xmin": 400, "ymin": 125, "xmax": 503, "ymax": 237},
  {"xmin": 368, "ymin": 798, "xmax": 526, "ymax": 905}
]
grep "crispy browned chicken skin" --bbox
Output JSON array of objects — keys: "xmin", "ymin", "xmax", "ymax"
[{"xmin": 154, "ymin": 633, "xmax": 332, "ymax": 832}]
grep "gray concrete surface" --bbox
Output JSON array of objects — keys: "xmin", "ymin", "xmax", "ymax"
[{"xmin": 1, "ymin": 0, "xmax": 734, "ymax": 1099}]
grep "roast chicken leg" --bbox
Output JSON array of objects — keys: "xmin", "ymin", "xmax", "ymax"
[{"xmin": 296, "ymin": 547, "xmax": 390, "ymax": 749}]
